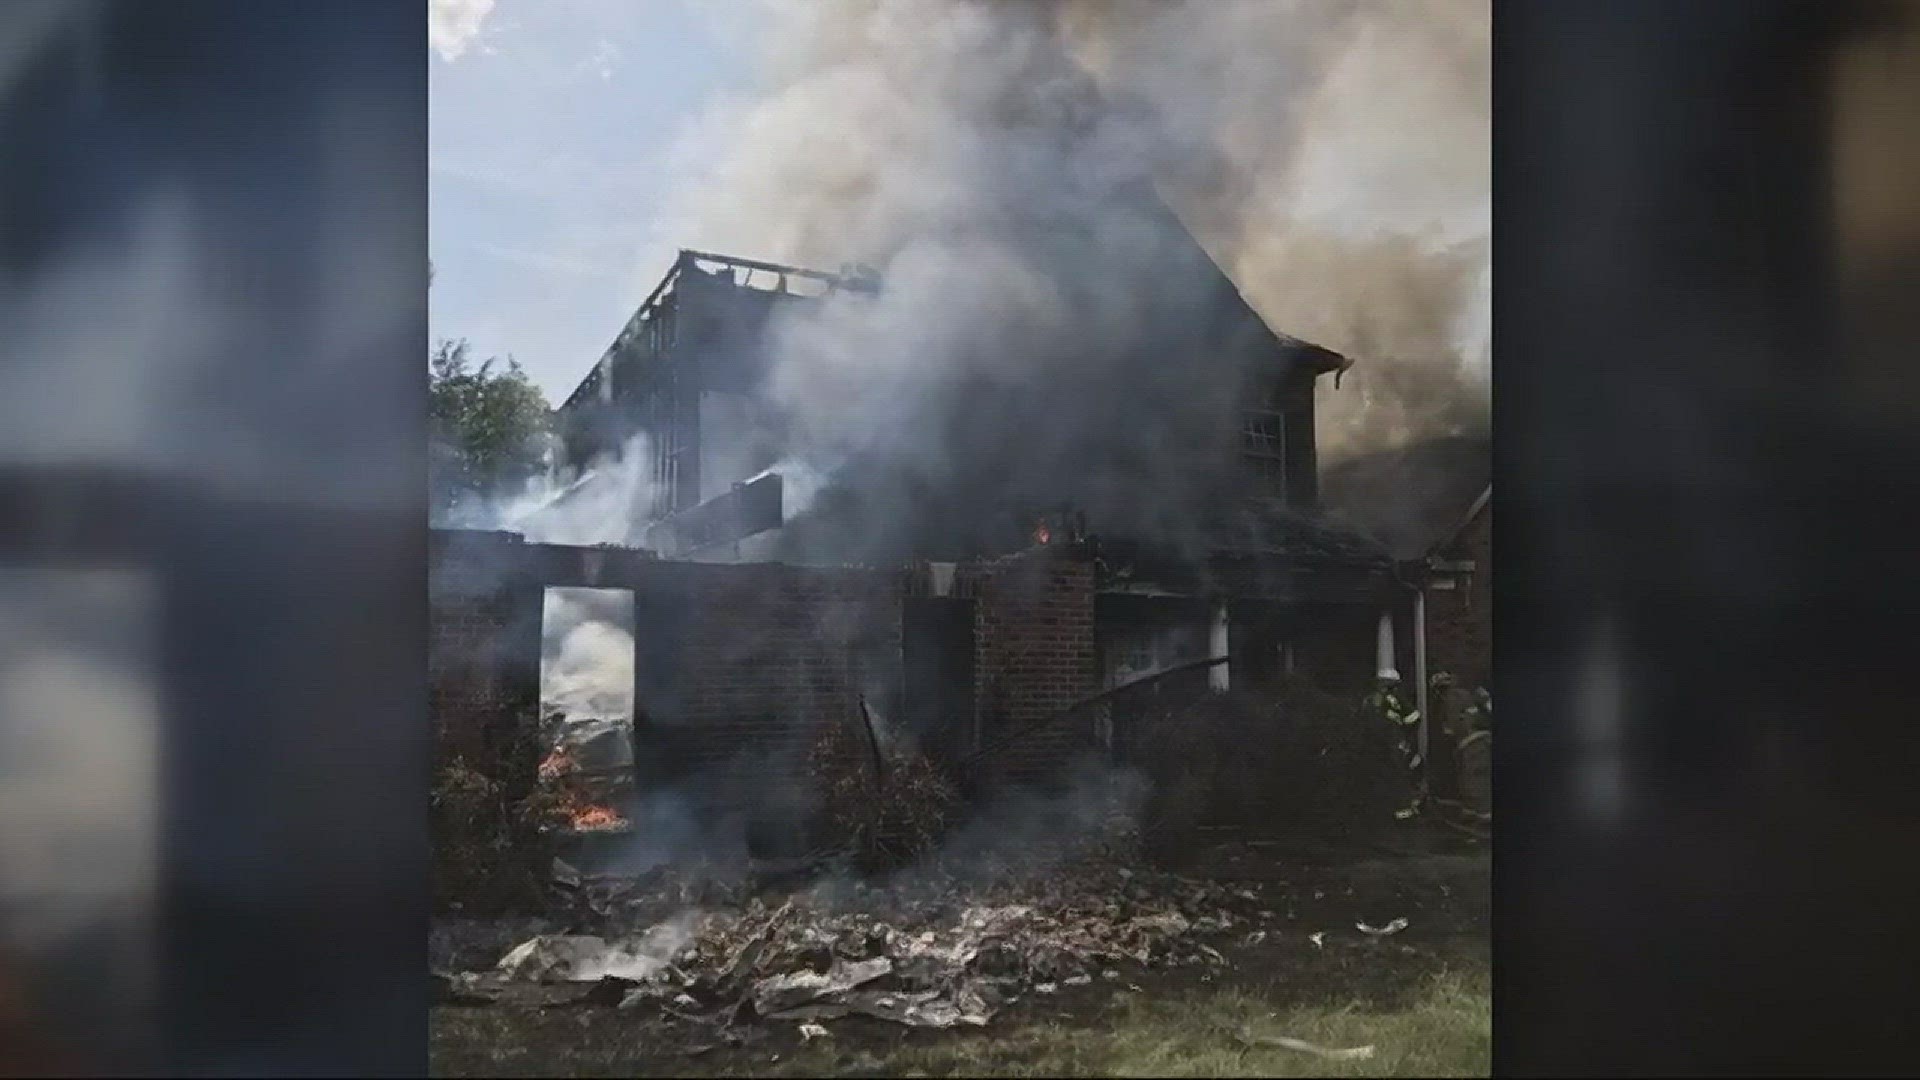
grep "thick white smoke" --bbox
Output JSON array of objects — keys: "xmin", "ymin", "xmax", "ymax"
[
  {"xmin": 656, "ymin": 0, "xmax": 1488, "ymax": 530},
  {"xmin": 441, "ymin": 432, "xmax": 658, "ymax": 547},
  {"xmin": 635, "ymin": 4, "xmax": 1235, "ymax": 560},
  {"xmin": 455, "ymin": 1, "xmax": 1485, "ymax": 563},
  {"xmin": 540, "ymin": 586, "xmax": 635, "ymax": 723}
]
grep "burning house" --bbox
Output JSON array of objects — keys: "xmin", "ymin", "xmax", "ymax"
[
  {"xmin": 420, "ymin": 5, "xmax": 1491, "ymax": 1058},
  {"xmin": 429, "ymin": 236, "xmax": 1438, "ymax": 896},
  {"xmin": 427, "ymin": 20, "xmax": 1477, "ymax": 894},
  {"xmin": 536, "ymin": 236, "xmax": 1415, "ymax": 687}
]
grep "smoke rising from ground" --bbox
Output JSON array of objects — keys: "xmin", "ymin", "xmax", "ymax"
[
  {"xmin": 923, "ymin": 756, "xmax": 1150, "ymax": 882},
  {"xmin": 655, "ymin": 0, "xmax": 1486, "ymax": 555}
]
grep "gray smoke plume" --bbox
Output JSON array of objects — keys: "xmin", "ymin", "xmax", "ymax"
[
  {"xmin": 441, "ymin": 432, "xmax": 658, "ymax": 546},
  {"xmin": 650, "ymin": 0, "xmax": 1487, "ymax": 559},
  {"xmin": 442, "ymin": 446, "xmax": 659, "ymax": 736},
  {"xmin": 1056, "ymin": 0, "xmax": 1491, "ymax": 463},
  {"xmin": 540, "ymin": 587, "xmax": 635, "ymax": 722}
]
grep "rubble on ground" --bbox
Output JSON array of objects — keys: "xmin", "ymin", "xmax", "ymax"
[{"xmin": 435, "ymin": 852, "xmax": 1277, "ymax": 1031}]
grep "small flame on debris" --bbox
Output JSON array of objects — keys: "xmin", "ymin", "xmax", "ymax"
[
  {"xmin": 569, "ymin": 804, "xmax": 627, "ymax": 831},
  {"xmin": 538, "ymin": 747, "xmax": 575, "ymax": 783},
  {"xmin": 1033, "ymin": 522, "xmax": 1051, "ymax": 545}
]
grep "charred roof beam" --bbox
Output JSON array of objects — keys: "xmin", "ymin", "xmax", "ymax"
[{"xmin": 560, "ymin": 249, "xmax": 878, "ymax": 415}]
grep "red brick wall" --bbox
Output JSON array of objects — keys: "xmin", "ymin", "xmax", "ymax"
[
  {"xmin": 970, "ymin": 545, "xmax": 1100, "ymax": 784},
  {"xmin": 1427, "ymin": 505, "xmax": 1491, "ymax": 690},
  {"xmin": 669, "ymin": 561, "xmax": 901, "ymax": 778}
]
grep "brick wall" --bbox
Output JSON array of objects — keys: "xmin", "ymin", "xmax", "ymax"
[
  {"xmin": 429, "ymin": 527, "xmax": 1121, "ymax": 886},
  {"xmin": 428, "ymin": 530, "xmax": 904, "ymax": 887},
  {"xmin": 666, "ymin": 561, "xmax": 901, "ymax": 782},
  {"xmin": 428, "ymin": 531, "xmax": 544, "ymax": 910},
  {"xmin": 970, "ymin": 544, "xmax": 1100, "ymax": 785},
  {"xmin": 1427, "ymin": 505, "xmax": 1491, "ymax": 690},
  {"xmin": 429, "ymin": 532, "xmax": 542, "ymax": 782}
]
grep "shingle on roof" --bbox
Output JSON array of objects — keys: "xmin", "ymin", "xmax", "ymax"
[{"xmin": 1189, "ymin": 498, "xmax": 1392, "ymax": 563}]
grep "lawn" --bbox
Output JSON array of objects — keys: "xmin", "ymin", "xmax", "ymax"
[{"xmin": 765, "ymin": 967, "xmax": 1490, "ymax": 1078}]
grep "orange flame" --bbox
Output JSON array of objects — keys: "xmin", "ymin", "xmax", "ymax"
[
  {"xmin": 540, "ymin": 745, "xmax": 627, "ymax": 831},
  {"xmin": 1033, "ymin": 522, "xmax": 1051, "ymax": 545},
  {"xmin": 568, "ymin": 804, "xmax": 627, "ymax": 831},
  {"xmin": 538, "ymin": 747, "xmax": 575, "ymax": 783}
]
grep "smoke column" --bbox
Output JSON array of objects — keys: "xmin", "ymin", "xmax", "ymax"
[
  {"xmin": 652, "ymin": 0, "xmax": 1487, "ymax": 555},
  {"xmin": 1057, "ymin": 0, "xmax": 1490, "ymax": 461}
]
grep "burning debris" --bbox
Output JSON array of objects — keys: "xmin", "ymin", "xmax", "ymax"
[
  {"xmin": 536, "ymin": 712, "xmax": 637, "ymax": 835},
  {"xmin": 564, "ymin": 805, "xmax": 630, "ymax": 833},
  {"xmin": 437, "ymin": 853, "xmax": 1280, "ymax": 1034}
]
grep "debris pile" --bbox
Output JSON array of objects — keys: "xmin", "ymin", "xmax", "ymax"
[
  {"xmin": 808, "ymin": 700, "xmax": 960, "ymax": 868},
  {"xmin": 535, "ymin": 711, "xmax": 636, "ymax": 835},
  {"xmin": 437, "ymin": 856, "xmax": 1276, "ymax": 1032}
]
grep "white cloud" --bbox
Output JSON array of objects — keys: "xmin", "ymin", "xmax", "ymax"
[{"xmin": 430, "ymin": 0, "xmax": 496, "ymax": 63}]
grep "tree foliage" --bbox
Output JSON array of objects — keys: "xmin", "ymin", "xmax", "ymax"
[{"xmin": 429, "ymin": 339, "xmax": 552, "ymax": 516}]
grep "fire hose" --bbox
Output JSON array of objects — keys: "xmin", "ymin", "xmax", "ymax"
[{"xmin": 955, "ymin": 655, "xmax": 1231, "ymax": 773}]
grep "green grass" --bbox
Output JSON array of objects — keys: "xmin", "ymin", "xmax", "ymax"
[
  {"xmin": 433, "ymin": 966, "xmax": 1489, "ymax": 1078},
  {"xmin": 775, "ymin": 968, "xmax": 1491, "ymax": 1078}
]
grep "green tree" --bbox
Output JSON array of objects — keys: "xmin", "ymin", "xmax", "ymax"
[{"xmin": 429, "ymin": 338, "xmax": 553, "ymax": 517}]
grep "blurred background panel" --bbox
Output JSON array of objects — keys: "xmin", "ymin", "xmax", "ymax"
[{"xmin": 0, "ymin": 0, "xmax": 427, "ymax": 1075}]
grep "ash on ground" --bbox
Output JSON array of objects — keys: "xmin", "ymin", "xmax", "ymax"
[{"xmin": 432, "ymin": 842, "xmax": 1283, "ymax": 1038}]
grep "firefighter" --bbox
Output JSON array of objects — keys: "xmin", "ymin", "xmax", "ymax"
[
  {"xmin": 1428, "ymin": 673, "xmax": 1492, "ymax": 818},
  {"xmin": 1364, "ymin": 673, "xmax": 1424, "ymax": 819},
  {"xmin": 1428, "ymin": 670, "xmax": 1464, "ymax": 799}
]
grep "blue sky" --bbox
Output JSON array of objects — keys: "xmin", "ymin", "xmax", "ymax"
[{"xmin": 429, "ymin": 0, "xmax": 752, "ymax": 402}]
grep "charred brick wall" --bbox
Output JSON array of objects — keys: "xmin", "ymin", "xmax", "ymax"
[
  {"xmin": 1427, "ymin": 504, "xmax": 1492, "ymax": 690},
  {"xmin": 429, "ymin": 529, "xmax": 904, "ymax": 888},
  {"xmin": 429, "ymin": 534, "xmax": 542, "ymax": 783},
  {"xmin": 430, "ymin": 533, "xmax": 902, "ymax": 790},
  {"xmin": 969, "ymin": 545, "xmax": 1100, "ymax": 785},
  {"xmin": 428, "ymin": 530, "xmax": 545, "ymax": 911},
  {"xmin": 666, "ymin": 561, "xmax": 902, "ymax": 784},
  {"xmin": 429, "ymin": 527, "xmax": 1132, "ymax": 889}
]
